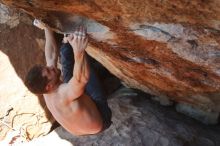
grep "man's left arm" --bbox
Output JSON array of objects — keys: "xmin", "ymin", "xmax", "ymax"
[{"xmin": 33, "ymin": 19, "xmax": 58, "ymax": 67}]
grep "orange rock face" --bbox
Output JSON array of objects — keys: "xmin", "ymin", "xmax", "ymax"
[{"xmin": 1, "ymin": 0, "xmax": 220, "ymax": 113}]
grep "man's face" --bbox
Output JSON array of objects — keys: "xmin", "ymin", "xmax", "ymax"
[{"xmin": 42, "ymin": 66, "xmax": 61, "ymax": 87}]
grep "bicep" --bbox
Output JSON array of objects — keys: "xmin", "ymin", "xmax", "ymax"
[{"xmin": 65, "ymin": 77, "xmax": 86, "ymax": 102}]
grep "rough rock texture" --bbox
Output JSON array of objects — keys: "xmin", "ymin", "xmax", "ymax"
[
  {"xmin": 0, "ymin": 5, "xmax": 54, "ymax": 140},
  {"xmin": 1, "ymin": 2, "xmax": 220, "ymax": 144},
  {"xmin": 1, "ymin": 0, "xmax": 220, "ymax": 117},
  {"xmin": 7, "ymin": 91, "xmax": 220, "ymax": 146}
]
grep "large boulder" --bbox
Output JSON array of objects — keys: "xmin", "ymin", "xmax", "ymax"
[{"xmin": 0, "ymin": 0, "xmax": 220, "ymax": 123}]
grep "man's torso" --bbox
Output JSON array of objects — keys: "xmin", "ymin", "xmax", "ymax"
[{"xmin": 43, "ymin": 84, "xmax": 103, "ymax": 135}]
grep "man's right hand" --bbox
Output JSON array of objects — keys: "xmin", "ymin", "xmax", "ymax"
[{"xmin": 67, "ymin": 26, "xmax": 88, "ymax": 58}]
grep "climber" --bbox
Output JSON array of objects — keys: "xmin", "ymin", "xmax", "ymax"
[{"xmin": 25, "ymin": 20, "xmax": 112, "ymax": 135}]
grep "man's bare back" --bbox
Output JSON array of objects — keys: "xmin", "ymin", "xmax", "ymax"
[{"xmin": 44, "ymin": 83, "xmax": 103, "ymax": 135}]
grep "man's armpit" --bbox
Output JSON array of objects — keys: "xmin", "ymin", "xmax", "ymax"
[{"xmin": 65, "ymin": 81, "xmax": 85, "ymax": 102}]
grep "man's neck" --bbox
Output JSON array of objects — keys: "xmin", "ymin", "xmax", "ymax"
[{"xmin": 47, "ymin": 80, "xmax": 62, "ymax": 94}]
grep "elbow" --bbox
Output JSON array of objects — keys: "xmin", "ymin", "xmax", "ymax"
[
  {"xmin": 82, "ymin": 74, "xmax": 89, "ymax": 83},
  {"xmin": 77, "ymin": 75, "xmax": 89, "ymax": 84},
  {"xmin": 84, "ymin": 71, "xmax": 90, "ymax": 83},
  {"xmin": 82, "ymin": 70, "xmax": 90, "ymax": 83},
  {"xmin": 74, "ymin": 73, "xmax": 89, "ymax": 84}
]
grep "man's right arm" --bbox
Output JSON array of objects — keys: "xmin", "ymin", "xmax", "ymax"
[{"xmin": 65, "ymin": 27, "xmax": 89, "ymax": 102}]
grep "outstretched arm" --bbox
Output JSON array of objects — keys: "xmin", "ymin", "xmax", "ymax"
[
  {"xmin": 33, "ymin": 19, "xmax": 58, "ymax": 67},
  {"xmin": 44, "ymin": 28, "xmax": 58, "ymax": 67},
  {"xmin": 65, "ymin": 27, "xmax": 89, "ymax": 102}
]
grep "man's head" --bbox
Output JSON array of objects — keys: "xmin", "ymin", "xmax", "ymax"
[{"xmin": 25, "ymin": 65, "xmax": 61, "ymax": 94}]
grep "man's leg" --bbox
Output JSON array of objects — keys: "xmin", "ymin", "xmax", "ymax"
[
  {"xmin": 60, "ymin": 43, "xmax": 74, "ymax": 83},
  {"xmin": 85, "ymin": 57, "xmax": 112, "ymax": 130},
  {"xmin": 60, "ymin": 43, "xmax": 112, "ymax": 130}
]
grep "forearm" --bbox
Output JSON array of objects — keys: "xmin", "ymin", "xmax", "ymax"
[
  {"xmin": 44, "ymin": 28, "xmax": 58, "ymax": 66},
  {"xmin": 66, "ymin": 52, "xmax": 90, "ymax": 102},
  {"xmin": 65, "ymin": 26, "xmax": 89, "ymax": 102},
  {"xmin": 73, "ymin": 52, "xmax": 90, "ymax": 84}
]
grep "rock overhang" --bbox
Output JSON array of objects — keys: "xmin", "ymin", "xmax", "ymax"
[{"xmin": 1, "ymin": 0, "xmax": 220, "ymax": 123}]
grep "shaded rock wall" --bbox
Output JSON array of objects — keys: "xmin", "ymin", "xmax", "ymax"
[{"xmin": 1, "ymin": 1, "xmax": 220, "ymax": 120}]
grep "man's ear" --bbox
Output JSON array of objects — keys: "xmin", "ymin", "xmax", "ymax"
[{"xmin": 46, "ymin": 83, "xmax": 53, "ymax": 92}]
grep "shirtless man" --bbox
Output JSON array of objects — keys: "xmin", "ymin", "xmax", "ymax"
[{"xmin": 25, "ymin": 20, "xmax": 112, "ymax": 135}]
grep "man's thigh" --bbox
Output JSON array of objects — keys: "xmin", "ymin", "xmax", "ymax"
[{"xmin": 60, "ymin": 43, "xmax": 74, "ymax": 83}]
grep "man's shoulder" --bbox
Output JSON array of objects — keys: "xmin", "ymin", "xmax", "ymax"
[
  {"xmin": 43, "ymin": 84, "xmax": 69, "ymax": 103},
  {"xmin": 55, "ymin": 83, "xmax": 70, "ymax": 97}
]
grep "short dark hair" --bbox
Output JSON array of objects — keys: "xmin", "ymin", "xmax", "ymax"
[{"xmin": 25, "ymin": 65, "xmax": 49, "ymax": 94}]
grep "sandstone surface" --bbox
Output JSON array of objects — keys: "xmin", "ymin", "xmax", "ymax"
[
  {"xmin": 1, "ymin": 0, "xmax": 220, "ymax": 117},
  {"xmin": 5, "ymin": 91, "xmax": 220, "ymax": 146},
  {"xmin": 1, "ymin": 1, "xmax": 220, "ymax": 144}
]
